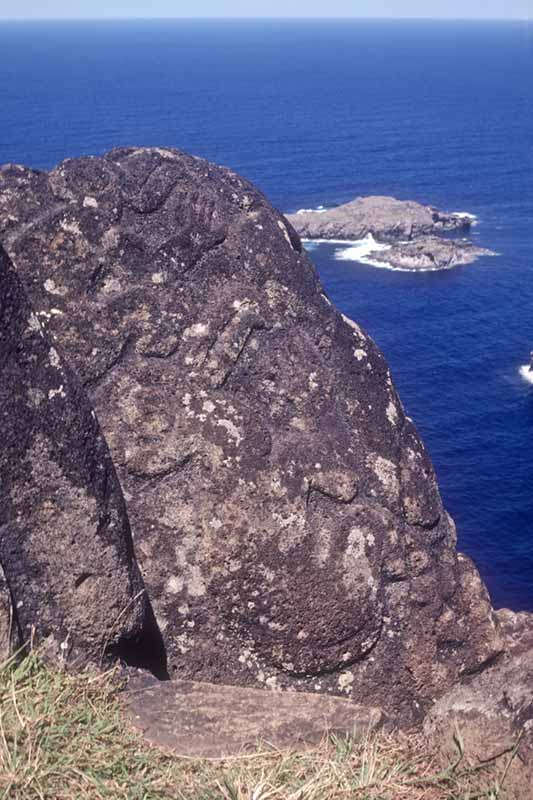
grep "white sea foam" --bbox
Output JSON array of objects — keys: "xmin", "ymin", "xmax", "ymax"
[
  {"xmin": 296, "ymin": 205, "xmax": 329, "ymax": 214},
  {"xmin": 453, "ymin": 211, "xmax": 479, "ymax": 226},
  {"xmin": 519, "ymin": 365, "xmax": 533, "ymax": 384},
  {"xmin": 331, "ymin": 233, "xmax": 408, "ymax": 269},
  {"xmin": 303, "ymin": 230, "xmax": 487, "ymax": 273},
  {"xmin": 303, "ymin": 234, "xmax": 412, "ymax": 271}
]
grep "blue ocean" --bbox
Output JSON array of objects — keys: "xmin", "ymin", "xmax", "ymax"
[{"xmin": 1, "ymin": 19, "xmax": 531, "ymax": 610}]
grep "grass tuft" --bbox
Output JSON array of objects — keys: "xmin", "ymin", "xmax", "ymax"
[{"xmin": 0, "ymin": 652, "xmax": 520, "ymax": 799}]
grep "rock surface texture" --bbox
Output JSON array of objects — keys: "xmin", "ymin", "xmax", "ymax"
[
  {"xmin": 0, "ymin": 564, "xmax": 13, "ymax": 660},
  {"xmin": 0, "ymin": 150, "xmax": 505, "ymax": 722},
  {"xmin": 286, "ymin": 196, "xmax": 472, "ymax": 242},
  {"xmin": 425, "ymin": 610, "xmax": 533, "ymax": 798},
  {"xmin": 125, "ymin": 675, "xmax": 382, "ymax": 757},
  {"xmin": 368, "ymin": 236, "xmax": 496, "ymax": 271},
  {"xmin": 0, "ymin": 244, "xmax": 148, "ymax": 667}
]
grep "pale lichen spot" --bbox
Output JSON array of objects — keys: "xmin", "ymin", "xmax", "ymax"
[
  {"xmin": 386, "ymin": 401, "xmax": 398, "ymax": 426},
  {"xmin": 308, "ymin": 371, "xmax": 319, "ymax": 391},
  {"xmin": 316, "ymin": 526, "xmax": 332, "ymax": 567},
  {"xmin": 183, "ymin": 322, "xmax": 209, "ymax": 339},
  {"xmin": 48, "ymin": 385, "xmax": 66, "ymax": 400},
  {"xmin": 44, "ymin": 278, "xmax": 67, "ymax": 296},
  {"xmin": 341, "ymin": 313, "xmax": 363, "ymax": 335},
  {"xmin": 151, "ymin": 271, "xmax": 167, "ymax": 285},
  {"xmin": 83, "ymin": 196, "xmax": 98, "ymax": 209},
  {"xmin": 48, "ymin": 347, "xmax": 61, "ymax": 369},
  {"xmin": 154, "ymin": 613, "xmax": 168, "ymax": 633},
  {"xmin": 28, "ymin": 387, "xmax": 45, "ymax": 408},
  {"xmin": 166, "ymin": 575, "xmax": 184, "ymax": 595},
  {"xmin": 338, "ymin": 671, "xmax": 354, "ymax": 692},
  {"xmin": 187, "ymin": 564, "xmax": 207, "ymax": 598},
  {"xmin": 216, "ymin": 418, "xmax": 243, "ymax": 446},
  {"xmin": 354, "ymin": 348, "xmax": 366, "ymax": 361},
  {"xmin": 369, "ymin": 455, "xmax": 400, "ymax": 500},
  {"xmin": 27, "ymin": 313, "xmax": 44, "ymax": 336},
  {"xmin": 176, "ymin": 632, "xmax": 193, "ymax": 654},
  {"xmin": 60, "ymin": 218, "xmax": 82, "ymax": 236},
  {"xmin": 277, "ymin": 219, "xmax": 293, "ymax": 248},
  {"xmin": 291, "ymin": 417, "xmax": 307, "ymax": 431},
  {"xmin": 341, "ymin": 526, "xmax": 374, "ymax": 591},
  {"xmin": 232, "ymin": 298, "xmax": 252, "ymax": 310}
]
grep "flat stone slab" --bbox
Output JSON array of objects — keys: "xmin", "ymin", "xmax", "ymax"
[{"xmin": 123, "ymin": 676, "xmax": 383, "ymax": 758}]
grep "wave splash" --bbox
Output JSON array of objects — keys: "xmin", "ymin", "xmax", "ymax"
[
  {"xmin": 453, "ymin": 211, "xmax": 479, "ymax": 226},
  {"xmin": 333, "ymin": 234, "xmax": 397, "ymax": 269},
  {"xmin": 519, "ymin": 365, "xmax": 533, "ymax": 384},
  {"xmin": 295, "ymin": 204, "xmax": 329, "ymax": 214}
]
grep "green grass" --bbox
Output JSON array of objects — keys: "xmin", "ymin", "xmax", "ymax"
[{"xmin": 0, "ymin": 652, "xmax": 521, "ymax": 799}]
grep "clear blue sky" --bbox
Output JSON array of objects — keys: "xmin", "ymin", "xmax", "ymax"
[{"xmin": 0, "ymin": 1, "xmax": 530, "ymax": 20}]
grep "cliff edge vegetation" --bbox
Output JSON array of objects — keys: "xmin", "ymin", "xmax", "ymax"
[{"xmin": 0, "ymin": 652, "xmax": 520, "ymax": 800}]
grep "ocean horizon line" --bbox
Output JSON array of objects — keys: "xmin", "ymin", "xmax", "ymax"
[{"xmin": 0, "ymin": 16, "xmax": 530, "ymax": 23}]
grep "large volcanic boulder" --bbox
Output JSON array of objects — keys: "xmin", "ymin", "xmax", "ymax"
[
  {"xmin": 0, "ymin": 244, "xmax": 149, "ymax": 667},
  {"xmin": 0, "ymin": 149, "xmax": 502, "ymax": 721}
]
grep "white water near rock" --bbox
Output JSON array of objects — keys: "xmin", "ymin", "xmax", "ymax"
[
  {"xmin": 332, "ymin": 234, "xmax": 405, "ymax": 269},
  {"xmin": 519, "ymin": 365, "xmax": 533, "ymax": 384},
  {"xmin": 295, "ymin": 205, "xmax": 329, "ymax": 214},
  {"xmin": 453, "ymin": 211, "xmax": 479, "ymax": 226}
]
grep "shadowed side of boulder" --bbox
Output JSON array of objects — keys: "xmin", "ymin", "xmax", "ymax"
[
  {"xmin": 0, "ymin": 245, "xmax": 154, "ymax": 668},
  {"xmin": 124, "ymin": 676, "xmax": 382, "ymax": 758},
  {"xmin": 0, "ymin": 564, "xmax": 14, "ymax": 659}
]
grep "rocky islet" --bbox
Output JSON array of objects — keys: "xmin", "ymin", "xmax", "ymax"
[{"xmin": 286, "ymin": 195, "xmax": 496, "ymax": 270}]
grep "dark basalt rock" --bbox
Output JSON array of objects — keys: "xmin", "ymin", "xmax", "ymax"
[
  {"xmin": 425, "ymin": 609, "xmax": 533, "ymax": 797},
  {"xmin": 0, "ymin": 564, "xmax": 14, "ymax": 659},
  {"xmin": 0, "ymin": 244, "xmax": 149, "ymax": 667},
  {"xmin": 0, "ymin": 149, "xmax": 503, "ymax": 721}
]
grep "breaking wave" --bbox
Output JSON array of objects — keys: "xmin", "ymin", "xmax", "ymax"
[
  {"xmin": 330, "ymin": 234, "xmax": 413, "ymax": 270},
  {"xmin": 519, "ymin": 365, "xmax": 533, "ymax": 384},
  {"xmin": 453, "ymin": 211, "xmax": 479, "ymax": 226},
  {"xmin": 295, "ymin": 205, "xmax": 329, "ymax": 214}
]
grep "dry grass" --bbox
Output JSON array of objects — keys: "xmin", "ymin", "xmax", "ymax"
[{"xmin": 0, "ymin": 651, "xmax": 520, "ymax": 800}]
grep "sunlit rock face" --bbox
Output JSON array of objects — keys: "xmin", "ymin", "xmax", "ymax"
[
  {"xmin": 0, "ymin": 244, "xmax": 147, "ymax": 667},
  {"xmin": 0, "ymin": 149, "xmax": 501, "ymax": 721}
]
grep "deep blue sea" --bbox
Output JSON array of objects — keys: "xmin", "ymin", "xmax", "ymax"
[{"xmin": 1, "ymin": 19, "xmax": 532, "ymax": 610}]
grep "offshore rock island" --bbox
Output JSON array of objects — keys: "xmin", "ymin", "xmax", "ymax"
[
  {"xmin": 370, "ymin": 235, "xmax": 496, "ymax": 271},
  {"xmin": 286, "ymin": 195, "xmax": 497, "ymax": 270}
]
